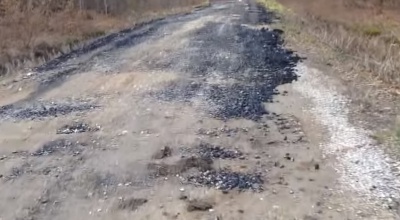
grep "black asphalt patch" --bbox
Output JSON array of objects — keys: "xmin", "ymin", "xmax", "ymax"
[
  {"xmin": 197, "ymin": 143, "xmax": 243, "ymax": 159},
  {"xmin": 57, "ymin": 122, "xmax": 100, "ymax": 134},
  {"xmin": 188, "ymin": 170, "xmax": 264, "ymax": 191},
  {"xmin": 0, "ymin": 101, "xmax": 97, "ymax": 120},
  {"xmin": 150, "ymin": 21, "xmax": 301, "ymax": 120},
  {"xmin": 32, "ymin": 139, "xmax": 85, "ymax": 156}
]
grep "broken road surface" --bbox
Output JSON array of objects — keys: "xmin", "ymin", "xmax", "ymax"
[{"xmin": 0, "ymin": 1, "xmax": 398, "ymax": 219}]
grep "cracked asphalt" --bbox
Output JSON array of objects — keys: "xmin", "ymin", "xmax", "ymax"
[{"xmin": 0, "ymin": 0, "xmax": 398, "ymax": 219}]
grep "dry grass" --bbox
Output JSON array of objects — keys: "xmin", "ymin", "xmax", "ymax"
[
  {"xmin": 0, "ymin": 0, "xmax": 208, "ymax": 76},
  {"xmin": 259, "ymin": 0, "xmax": 400, "ymax": 89},
  {"xmin": 258, "ymin": 0, "xmax": 400, "ymax": 149}
]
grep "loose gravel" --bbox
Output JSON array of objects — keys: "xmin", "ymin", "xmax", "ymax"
[
  {"xmin": 0, "ymin": 101, "xmax": 97, "ymax": 120},
  {"xmin": 188, "ymin": 170, "xmax": 264, "ymax": 191}
]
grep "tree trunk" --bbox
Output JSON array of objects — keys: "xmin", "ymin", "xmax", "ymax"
[{"xmin": 103, "ymin": 0, "xmax": 108, "ymax": 14}]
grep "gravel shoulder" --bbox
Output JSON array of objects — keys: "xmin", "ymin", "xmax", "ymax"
[{"xmin": 0, "ymin": 1, "xmax": 398, "ymax": 220}]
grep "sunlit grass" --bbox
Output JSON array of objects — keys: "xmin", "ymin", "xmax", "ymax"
[{"xmin": 257, "ymin": 0, "xmax": 287, "ymax": 14}]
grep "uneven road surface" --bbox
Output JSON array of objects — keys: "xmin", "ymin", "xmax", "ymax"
[{"xmin": 0, "ymin": 1, "xmax": 399, "ymax": 219}]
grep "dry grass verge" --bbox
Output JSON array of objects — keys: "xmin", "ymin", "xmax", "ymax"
[
  {"xmin": 0, "ymin": 0, "xmax": 209, "ymax": 77},
  {"xmin": 259, "ymin": 0, "xmax": 400, "ymax": 89},
  {"xmin": 258, "ymin": 0, "xmax": 400, "ymax": 152}
]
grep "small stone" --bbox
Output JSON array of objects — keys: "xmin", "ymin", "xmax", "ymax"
[
  {"xmin": 314, "ymin": 163, "xmax": 320, "ymax": 170},
  {"xmin": 180, "ymin": 188, "xmax": 185, "ymax": 192},
  {"xmin": 39, "ymin": 198, "xmax": 49, "ymax": 204},
  {"xmin": 179, "ymin": 195, "xmax": 188, "ymax": 200},
  {"xmin": 289, "ymin": 190, "xmax": 294, "ymax": 194},
  {"xmin": 238, "ymin": 209, "xmax": 244, "ymax": 213},
  {"xmin": 153, "ymin": 146, "xmax": 172, "ymax": 159},
  {"xmin": 254, "ymin": 155, "xmax": 261, "ymax": 159},
  {"xmin": 97, "ymin": 208, "xmax": 102, "ymax": 212}
]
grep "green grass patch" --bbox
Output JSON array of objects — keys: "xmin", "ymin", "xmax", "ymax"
[
  {"xmin": 65, "ymin": 38, "xmax": 80, "ymax": 47},
  {"xmin": 371, "ymin": 122, "xmax": 400, "ymax": 153},
  {"xmin": 353, "ymin": 24, "xmax": 383, "ymax": 37},
  {"xmin": 257, "ymin": 0, "xmax": 287, "ymax": 14},
  {"xmin": 83, "ymin": 30, "xmax": 107, "ymax": 40}
]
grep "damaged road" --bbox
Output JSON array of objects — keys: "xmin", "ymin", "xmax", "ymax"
[{"xmin": 0, "ymin": 0, "xmax": 398, "ymax": 220}]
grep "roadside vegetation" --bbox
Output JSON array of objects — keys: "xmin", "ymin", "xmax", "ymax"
[
  {"xmin": 0, "ymin": 0, "xmax": 208, "ymax": 76},
  {"xmin": 370, "ymin": 118, "xmax": 400, "ymax": 158},
  {"xmin": 259, "ymin": 0, "xmax": 400, "ymax": 90},
  {"xmin": 258, "ymin": 0, "xmax": 400, "ymax": 152}
]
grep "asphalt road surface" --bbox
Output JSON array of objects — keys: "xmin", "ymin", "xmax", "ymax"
[{"xmin": 0, "ymin": 1, "xmax": 398, "ymax": 219}]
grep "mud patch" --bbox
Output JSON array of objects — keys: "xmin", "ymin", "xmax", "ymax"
[
  {"xmin": 188, "ymin": 170, "xmax": 264, "ymax": 191},
  {"xmin": 32, "ymin": 139, "xmax": 85, "ymax": 156},
  {"xmin": 57, "ymin": 122, "xmax": 100, "ymax": 134},
  {"xmin": 0, "ymin": 100, "xmax": 97, "ymax": 120}
]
